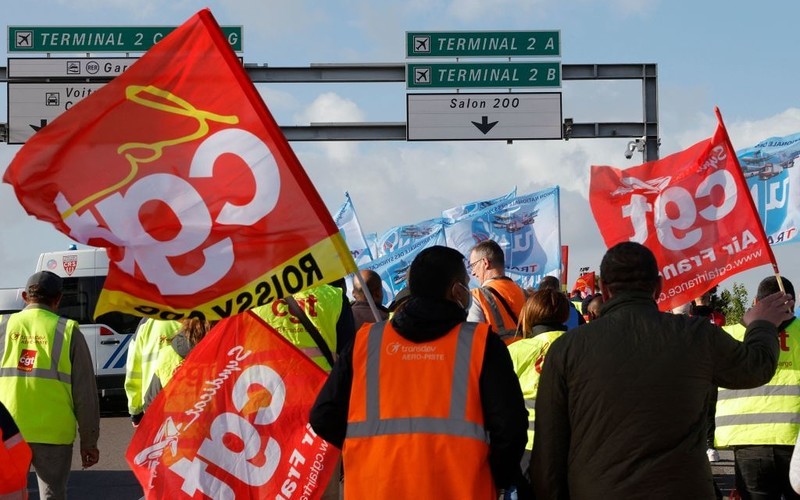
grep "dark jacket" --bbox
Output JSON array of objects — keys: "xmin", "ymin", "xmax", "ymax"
[
  {"xmin": 350, "ymin": 300, "xmax": 389, "ymax": 332},
  {"xmin": 310, "ymin": 296, "xmax": 529, "ymax": 490},
  {"xmin": 531, "ymin": 291, "xmax": 780, "ymax": 500}
]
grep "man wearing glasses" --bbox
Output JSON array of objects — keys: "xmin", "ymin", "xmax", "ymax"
[{"xmin": 468, "ymin": 240, "xmax": 528, "ymax": 344}]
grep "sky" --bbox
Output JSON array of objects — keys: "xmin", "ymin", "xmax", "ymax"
[{"xmin": 2, "ymin": 0, "xmax": 800, "ymax": 301}]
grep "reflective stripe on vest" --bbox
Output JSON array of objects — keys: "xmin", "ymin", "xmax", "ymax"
[
  {"xmin": 0, "ymin": 309, "xmax": 77, "ymax": 445},
  {"xmin": 346, "ymin": 322, "xmax": 489, "ymax": 443},
  {"xmin": 715, "ymin": 321, "xmax": 800, "ymax": 446},
  {"xmin": 478, "ymin": 288, "xmax": 515, "ymax": 341},
  {"xmin": 0, "ymin": 315, "xmax": 70, "ymax": 384}
]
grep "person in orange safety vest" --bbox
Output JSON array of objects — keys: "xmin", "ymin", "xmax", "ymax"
[
  {"xmin": 467, "ymin": 240, "xmax": 528, "ymax": 344},
  {"xmin": 310, "ymin": 245, "xmax": 529, "ymax": 499}
]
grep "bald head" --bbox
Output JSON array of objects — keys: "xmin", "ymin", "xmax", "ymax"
[{"xmin": 354, "ymin": 270, "xmax": 384, "ymax": 303}]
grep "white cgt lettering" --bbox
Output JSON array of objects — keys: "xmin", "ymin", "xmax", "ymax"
[
  {"xmin": 623, "ymin": 169, "xmax": 738, "ymax": 251},
  {"xmin": 171, "ymin": 364, "xmax": 286, "ymax": 490},
  {"xmin": 58, "ymin": 127, "xmax": 281, "ymax": 295}
]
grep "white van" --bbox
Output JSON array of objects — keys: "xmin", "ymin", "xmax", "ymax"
[
  {"xmin": 35, "ymin": 248, "xmax": 141, "ymax": 399},
  {"xmin": 0, "ymin": 288, "xmax": 25, "ymax": 314}
]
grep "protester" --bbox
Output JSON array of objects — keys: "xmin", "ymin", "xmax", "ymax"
[
  {"xmin": 351, "ymin": 269, "xmax": 389, "ymax": 330},
  {"xmin": 143, "ymin": 317, "xmax": 215, "ymax": 409},
  {"xmin": 538, "ymin": 276, "xmax": 585, "ymax": 329},
  {"xmin": 508, "ymin": 289, "xmax": 570, "ymax": 473},
  {"xmin": 387, "ymin": 286, "xmax": 410, "ymax": 316},
  {"xmin": 691, "ymin": 287, "xmax": 726, "ymax": 464},
  {"xmin": 125, "ymin": 318, "xmax": 181, "ymax": 426},
  {"xmin": 0, "ymin": 271, "xmax": 100, "ymax": 499},
  {"xmin": 792, "ymin": 431, "xmax": 800, "ymax": 494},
  {"xmin": 530, "ymin": 242, "xmax": 794, "ymax": 499},
  {"xmin": 467, "ymin": 240, "xmax": 528, "ymax": 344},
  {"xmin": 310, "ymin": 245, "xmax": 529, "ymax": 498},
  {"xmin": 0, "ymin": 399, "xmax": 31, "ymax": 498},
  {"xmin": 252, "ymin": 283, "xmax": 355, "ymax": 371},
  {"xmin": 253, "ymin": 283, "xmax": 354, "ymax": 500},
  {"xmin": 716, "ymin": 276, "xmax": 800, "ymax": 500},
  {"xmin": 584, "ymin": 294, "xmax": 604, "ymax": 321}
]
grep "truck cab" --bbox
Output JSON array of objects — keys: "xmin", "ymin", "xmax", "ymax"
[{"xmin": 35, "ymin": 248, "xmax": 141, "ymax": 399}]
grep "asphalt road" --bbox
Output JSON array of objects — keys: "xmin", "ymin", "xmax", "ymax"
[
  {"xmin": 23, "ymin": 399, "xmax": 739, "ymax": 499},
  {"xmin": 27, "ymin": 399, "xmax": 144, "ymax": 500}
]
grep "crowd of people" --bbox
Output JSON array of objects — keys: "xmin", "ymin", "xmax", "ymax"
[{"xmin": 2, "ymin": 239, "xmax": 800, "ymax": 499}]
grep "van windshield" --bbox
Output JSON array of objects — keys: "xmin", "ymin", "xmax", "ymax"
[{"xmin": 58, "ymin": 276, "xmax": 141, "ymax": 334}]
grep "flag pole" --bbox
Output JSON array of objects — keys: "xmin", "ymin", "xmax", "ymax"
[{"xmin": 715, "ymin": 107, "xmax": 784, "ymax": 293}]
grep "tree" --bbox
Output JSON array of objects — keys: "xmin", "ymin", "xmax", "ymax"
[{"xmin": 719, "ymin": 282, "xmax": 749, "ymax": 326}]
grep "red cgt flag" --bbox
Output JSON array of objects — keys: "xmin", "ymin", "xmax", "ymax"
[
  {"xmin": 3, "ymin": 10, "xmax": 356, "ymax": 321},
  {"xmin": 589, "ymin": 109, "xmax": 777, "ymax": 311},
  {"xmin": 572, "ymin": 272, "xmax": 595, "ymax": 296},
  {"xmin": 126, "ymin": 312, "xmax": 339, "ymax": 499}
]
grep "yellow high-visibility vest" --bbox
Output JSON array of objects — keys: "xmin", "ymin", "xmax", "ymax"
[
  {"xmin": 0, "ymin": 309, "xmax": 77, "ymax": 444},
  {"xmin": 252, "ymin": 284, "xmax": 342, "ymax": 371},
  {"xmin": 508, "ymin": 329, "xmax": 565, "ymax": 450},
  {"xmin": 716, "ymin": 320, "xmax": 800, "ymax": 446},
  {"xmin": 124, "ymin": 319, "xmax": 181, "ymax": 415}
]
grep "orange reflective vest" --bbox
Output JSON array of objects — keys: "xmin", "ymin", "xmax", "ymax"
[
  {"xmin": 344, "ymin": 321, "xmax": 495, "ymax": 499},
  {"xmin": 0, "ymin": 402, "xmax": 31, "ymax": 497},
  {"xmin": 471, "ymin": 278, "xmax": 527, "ymax": 344}
]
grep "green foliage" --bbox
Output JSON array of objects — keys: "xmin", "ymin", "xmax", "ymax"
[{"xmin": 719, "ymin": 282, "xmax": 749, "ymax": 326}]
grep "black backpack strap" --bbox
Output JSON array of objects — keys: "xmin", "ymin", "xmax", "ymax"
[
  {"xmin": 285, "ymin": 296, "xmax": 336, "ymax": 368},
  {"xmin": 484, "ymin": 286, "xmax": 519, "ymax": 323}
]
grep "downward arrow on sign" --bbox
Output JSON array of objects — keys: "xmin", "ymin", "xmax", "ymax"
[{"xmin": 471, "ymin": 116, "xmax": 498, "ymax": 134}]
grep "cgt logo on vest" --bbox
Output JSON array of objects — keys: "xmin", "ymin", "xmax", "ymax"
[
  {"xmin": 271, "ymin": 295, "xmax": 318, "ymax": 325},
  {"xmin": 17, "ymin": 349, "xmax": 37, "ymax": 372},
  {"xmin": 779, "ymin": 330, "xmax": 791, "ymax": 352}
]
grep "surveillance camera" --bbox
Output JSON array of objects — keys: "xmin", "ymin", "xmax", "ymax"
[{"xmin": 624, "ymin": 142, "xmax": 636, "ymax": 159}]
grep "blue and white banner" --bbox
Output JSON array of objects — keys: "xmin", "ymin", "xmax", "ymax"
[
  {"xmin": 333, "ymin": 192, "xmax": 373, "ymax": 265},
  {"xmin": 737, "ymin": 132, "xmax": 800, "ymax": 246},
  {"xmin": 445, "ymin": 187, "xmax": 561, "ymax": 280},
  {"xmin": 442, "ymin": 187, "xmax": 517, "ymax": 222},
  {"xmin": 365, "ymin": 232, "xmax": 379, "ymax": 262},
  {"xmin": 375, "ymin": 217, "xmax": 448, "ymax": 258},
  {"xmin": 363, "ymin": 228, "xmax": 446, "ymax": 306}
]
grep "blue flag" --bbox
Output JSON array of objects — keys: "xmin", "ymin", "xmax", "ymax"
[
  {"xmin": 375, "ymin": 217, "xmax": 448, "ymax": 258},
  {"xmin": 737, "ymin": 132, "xmax": 800, "ymax": 246},
  {"xmin": 442, "ymin": 187, "xmax": 517, "ymax": 222},
  {"xmin": 363, "ymin": 228, "xmax": 446, "ymax": 305},
  {"xmin": 333, "ymin": 192, "xmax": 373, "ymax": 265},
  {"xmin": 445, "ymin": 187, "xmax": 561, "ymax": 282}
]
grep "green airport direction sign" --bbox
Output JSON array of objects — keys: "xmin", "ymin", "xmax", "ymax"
[
  {"xmin": 8, "ymin": 26, "xmax": 243, "ymax": 52},
  {"xmin": 407, "ymin": 31, "xmax": 560, "ymax": 58},
  {"xmin": 407, "ymin": 62, "xmax": 561, "ymax": 89}
]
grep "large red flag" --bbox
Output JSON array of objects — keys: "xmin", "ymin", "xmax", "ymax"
[
  {"xmin": 3, "ymin": 10, "xmax": 356, "ymax": 320},
  {"xmin": 126, "ymin": 312, "xmax": 339, "ymax": 498},
  {"xmin": 590, "ymin": 109, "xmax": 777, "ymax": 311}
]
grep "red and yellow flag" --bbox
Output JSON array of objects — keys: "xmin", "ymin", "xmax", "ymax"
[
  {"xmin": 3, "ymin": 10, "xmax": 356, "ymax": 320},
  {"xmin": 589, "ymin": 109, "xmax": 777, "ymax": 311},
  {"xmin": 126, "ymin": 311, "xmax": 339, "ymax": 498}
]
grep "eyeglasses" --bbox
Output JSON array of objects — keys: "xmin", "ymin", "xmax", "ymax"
[{"xmin": 467, "ymin": 258, "xmax": 483, "ymax": 270}]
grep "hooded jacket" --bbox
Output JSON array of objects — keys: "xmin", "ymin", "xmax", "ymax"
[
  {"xmin": 531, "ymin": 291, "xmax": 780, "ymax": 499},
  {"xmin": 310, "ymin": 295, "xmax": 528, "ymax": 489}
]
